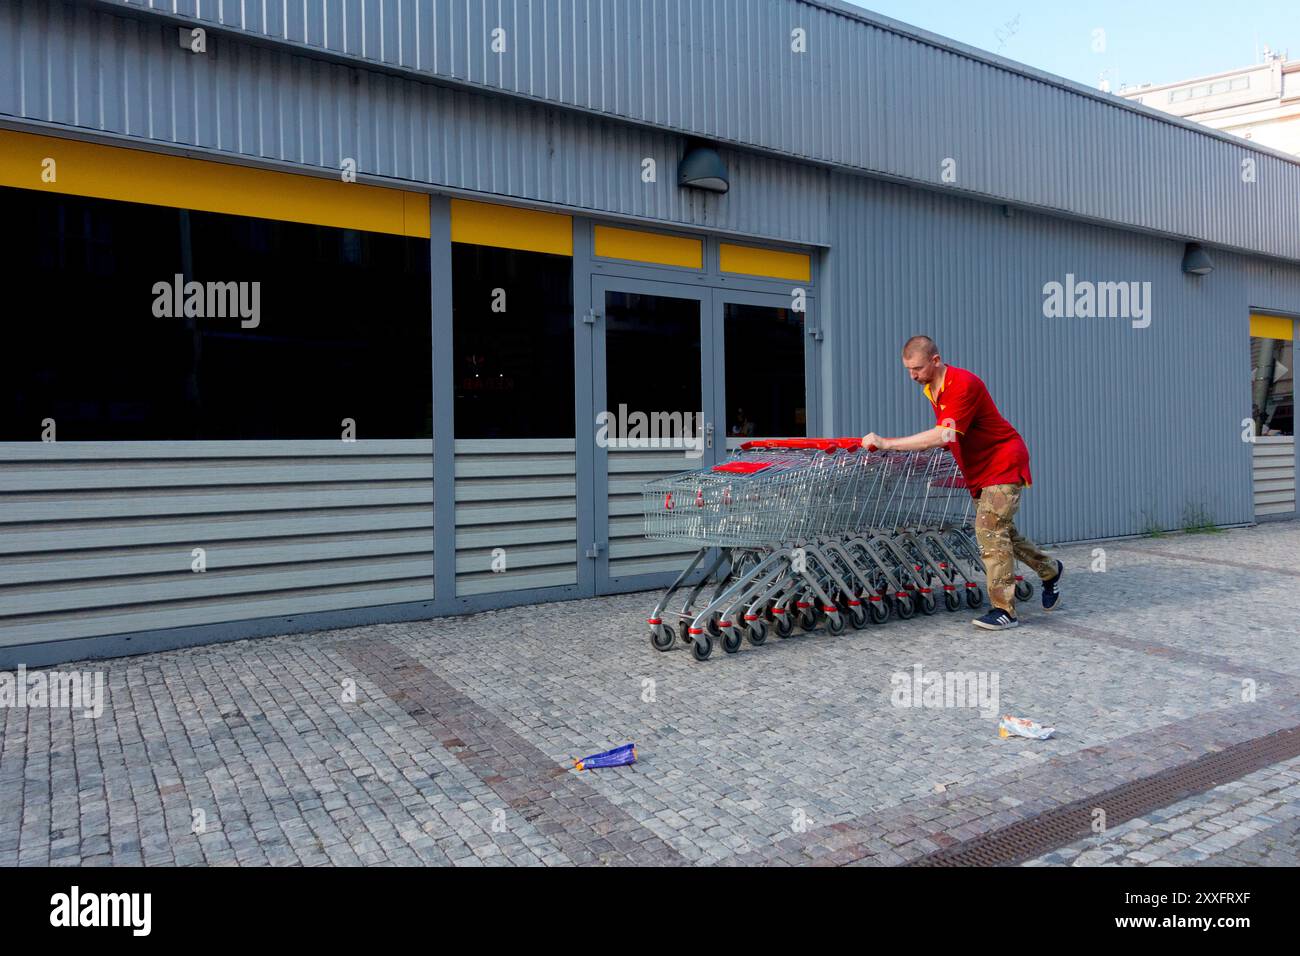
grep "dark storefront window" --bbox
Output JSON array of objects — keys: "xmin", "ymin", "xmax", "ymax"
[
  {"xmin": 604, "ymin": 291, "xmax": 702, "ymax": 430},
  {"xmin": 1252, "ymin": 335, "xmax": 1294, "ymax": 437},
  {"xmin": 1, "ymin": 186, "xmax": 432, "ymax": 440},
  {"xmin": 724, "ymin": 302, "xmax": 806, "ymax": 437},
  {"xmin": 452, "ymin": 243, "xmax": 574, "ymax": 438}
]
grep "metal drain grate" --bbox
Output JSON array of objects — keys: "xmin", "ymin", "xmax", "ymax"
[{"xmin": 911, "ymin": 726, "xmax": 1300, "ymax": 867}]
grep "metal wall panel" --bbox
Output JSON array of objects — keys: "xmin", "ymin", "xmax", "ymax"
[
  {"xmin": 822, "ymin": 172, "xmax": 1300, "ymax": 544},
  {"xmin": 85, "ymin": 0, "xmax": 1300, "ymax": 263},
  {"xmin": 0, "ymin": 1, "xmax": 831, "ymax": 246},
  {"xmin": 453, "ymin": 439, "xmax": 578, "ymax": 596},
  {"xmin": 1253, "ymin": 438, "xmax": 1296, "ymax": 517},
  {"xmin": 607, "ymin": 447, "xmax": 700, "ymax": 579},
  {"xmin": 0, "ymin": 441, "xmax": 435, "ymax": 651}
]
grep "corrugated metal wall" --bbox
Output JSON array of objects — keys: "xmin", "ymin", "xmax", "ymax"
[
  {"xmin": 0, "ymin": 0, "xmax": 831, "ymax": 247},
  {"xmin": 823, "ymin": 172, "xmax": 1300, "ymax": 543},
  {"xmin": 88, "ymin": 0, "xmax": 1300, "ymax": 264},
  {"xmin": 0, "ymin": 441, "xmax": 435, "ymax": 650}
]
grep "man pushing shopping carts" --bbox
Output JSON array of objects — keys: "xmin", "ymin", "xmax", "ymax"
[{"xmin": 861, "ymin": 336, "xmax": 1064, "ymax": 631}]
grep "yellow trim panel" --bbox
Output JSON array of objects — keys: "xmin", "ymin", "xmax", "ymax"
[
  {"xmin": 719, "ymin": 242, "xmax": 812, "ymax": 281},
  {"xmin": 0, "ymin": 130, "xmax": 430, "ymax": 238},
  {"xmin": 593, "ymin": 225, "xmax": 702, "ymax": 269},
  {"xmin": 1251, "ymin": 313, "xmax": 1295, "ymax": 341},
  {"xmin": 451, "ymin": 198, "xmax": 573, "ymax": 256}
]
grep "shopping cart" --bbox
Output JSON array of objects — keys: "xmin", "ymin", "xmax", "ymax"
[{"xmin": 642, "ymin": 439, "xmax": 1004, "ymax": 661}]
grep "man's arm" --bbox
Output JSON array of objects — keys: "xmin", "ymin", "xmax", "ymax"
[{"xmin": 862, "ymin": 426, "xmax": 953, "ymax": 452}]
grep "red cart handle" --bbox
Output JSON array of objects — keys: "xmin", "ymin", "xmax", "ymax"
[{"xmin": 740, "ymin": 437, "xmax": 875, "ymax": 453}]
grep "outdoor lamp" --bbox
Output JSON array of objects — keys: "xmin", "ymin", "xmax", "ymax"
[
  {"xmin": 1182, "ymin": 242, "xmax": 1214, "ymax": 276},
  {"xmin": 678, "ymin": 145, "xmax": 730, "ymax": 193}
]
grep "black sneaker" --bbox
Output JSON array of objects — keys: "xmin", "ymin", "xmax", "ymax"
[
  {"xmin": 973, "ymin": 608, "xmax": 1019, "ymax": 631},
  {"xmin": 1041, "ymin": 560, "xmax": 1064, "ymax": 611}
]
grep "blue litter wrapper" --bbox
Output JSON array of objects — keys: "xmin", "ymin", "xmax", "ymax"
[{"xmin": 573, "ymin": 743, "xmax": 636, "ymax": 771}]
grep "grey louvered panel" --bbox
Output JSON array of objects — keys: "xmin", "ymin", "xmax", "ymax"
[
  {"xmin": 455, "ymin": 568, "xmax": 580, "ymax": 597},
  {"xmin": 0, "ymin": 440, "xmax": 434, "ymax": 649},
  {"xmin": 609, "ymin": 556, "xmax": 696, "ymax": 578},
  {"xmin": 3, "ymin": 484, "xmax": 433, "ymax": 522},
  {"xmin": 0, "ymin": 582, "xmax": 437, "ymax": 649},
  {"xmin": 607, "ymin": 447, "xmax": 700, "ymax": 577},
  {"xmin": 454, "ymin": 479, "xmax": 578, "ymax": 502},
  {"xmin": 0, "ymin": 441, "xmax": 434, "ymax": 460},
  {"xmin": 453, "ymin": 439, "xmax": 578, "ymax": 594},
  {"xmin": 1253, "ymin": 439, "xmax": 1296, "ymax": 516},
  {"xmin": 456, "ymin": 519, "xmax": 577, "ymax": 549},
  {"xmin": 3, "ymin": 557, "xmax": 433, "ymax": 617},
  {"xmin": 0, "ymin": 460, "xmax": 433, "ymax": 491},
  {"xmin": 454, "ymin": 543, "xmax": 578, "ymax": 575},
  {"xmin": 454, "ymin": 499, "xmax": 578, "ymax": 526},
  {"xmin": 454, "ymin": 456, "xmax": 578, "ymax": 478},
  {"xmin": 0, "ymin": 507, "xmax": 432, "ymax": 555},
  {"xmin": 0, "ymin": 532, "xmax": 435, "ymax": 585}
]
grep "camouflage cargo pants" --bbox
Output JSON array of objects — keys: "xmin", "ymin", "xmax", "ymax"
[{"xmin": 974, "ymin": 483, "xmax": 1058, "ymax": 613}]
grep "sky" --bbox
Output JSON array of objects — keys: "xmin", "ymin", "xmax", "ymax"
[{"xmin": 842, "ymin": 0, "xmax": 1299, "ymax": 90}]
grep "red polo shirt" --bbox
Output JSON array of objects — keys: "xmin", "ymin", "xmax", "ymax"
[{"xmin": 924, "ymin": 366, "xmax": 1032, "ymax": 498}]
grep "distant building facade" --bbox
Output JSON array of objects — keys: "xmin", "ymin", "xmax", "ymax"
[{"xmin": 1120, "ymin": 52, "xmax": 1300, "ymax": 156}]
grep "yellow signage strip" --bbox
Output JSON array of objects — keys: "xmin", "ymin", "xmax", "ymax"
[
  {"xmin": 450, "ymin": 198, "xmax": 573, "ymax": 256},
  {"xmin": 0, "ymin": 129, "xmax": 430, "ymax": 238},
  {"xmin": 1251, "ymin": 313, "xmax": 1295, "ymax": 341},
  {"xmin": 719, "ymin": 242, "xmax": 812, "ymax": 281},
  {"xmin": 593, "ymin": 225, "xmax": 703, "ymax": 269}
]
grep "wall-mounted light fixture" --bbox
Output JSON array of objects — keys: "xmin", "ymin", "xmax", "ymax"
[
  {"xmin": 678, "ymin": 144, "xmax": 730, "ymax": 193},
  {"xmin": 1182, "ymin": 242, "xmax": 1214, "ymax": 276}
]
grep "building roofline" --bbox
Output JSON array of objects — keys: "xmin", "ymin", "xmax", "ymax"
[
  {"xmin": 802, "ymin": 0, "xmax": 1300, "ymax": 168},
  {"xmin": 1119, "ymin": 63, "xmax": 1277, "ymax": 97}
]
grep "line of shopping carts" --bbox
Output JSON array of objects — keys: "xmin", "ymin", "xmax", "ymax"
[{"xmin": 642, "ymin": 438, "xmax": 1034, "ymax": 661}]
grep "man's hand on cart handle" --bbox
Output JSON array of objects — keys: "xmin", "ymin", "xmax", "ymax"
[{"xmin": 864, "ymin": 426, "xmax": 955, "ymax": 453}]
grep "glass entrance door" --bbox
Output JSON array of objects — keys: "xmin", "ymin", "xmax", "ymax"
[
  {"xmin": 585, "ymin": 281, "xmax": 817, "ymax": 596},
  {"xmin": 590, "ymin": 277, "xmax": 719, "ymax": 592}
]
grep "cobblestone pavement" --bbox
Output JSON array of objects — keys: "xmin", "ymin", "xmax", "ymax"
[{"xmin": 1, "ymin": 522, "xmax": 1297, "ymax": 867}]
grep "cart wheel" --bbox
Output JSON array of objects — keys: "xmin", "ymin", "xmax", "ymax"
[
  {"xmin": 869, "ymin": 600, "xmax": 890, "ymax": 625},
  {"xmin": 747, "ymin": 620, "xmax": 769, "ymax": 646},
  {"xmin": 691, "ymin": 634, "xmax": 713, "ymax": 662},
  {"xmin": 774, "ymin": 613, "xmax": 795, "ymax": 638},
  {"xmin": 706, "ymin": 616, "xmax": 722, "ymax": 638},
  {"xmin": 966, "ymin": 586, "xmax": 984, "ymax": 609},
  {"xmin": 848, "ymin": 606, "xmax": 869, "ymax": 630},
  {"xmin": 650, "ymin": 624, "xmax": 675, "ymax": 652},
  {"xmin": 826, "ymin": 613, "xmax": 846, "ymax": 636},
  {"xmin": 722, "ymin": 629, "xmax": 743, "ymax": 654},
  {"xmin": 895, "ymin": 595, "xmax": 916, "ymax": 620},
  {"xmin": 944, "ymin": 590, "xmax": 961, "ymax": 613},
  {"xmin": 796, "ymin": 606, "xmax": 818, "ymax": 632},
  {"xmin": 920, "ymin": 592, "xmax": 938, "ymax": 616},
  {"xmin": 678, "ymin": 620, "xmax": 692, "ymax": 644},
  {"xmin": 1015, "ymin": 579, "xmax": 1033, "ymax": 601}
]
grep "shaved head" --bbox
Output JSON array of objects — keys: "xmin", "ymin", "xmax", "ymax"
[{"xmin": 902, "ymin": 335, "xmax": 939, "ymax": 360}]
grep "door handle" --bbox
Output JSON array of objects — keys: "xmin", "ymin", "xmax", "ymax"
[{"xmin": 705, "ymin": 422, "xmax": 714, "ymax": 449}]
